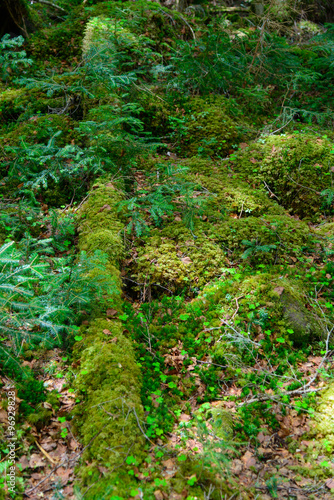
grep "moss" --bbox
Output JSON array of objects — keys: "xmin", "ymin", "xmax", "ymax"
[
  {"xmin": 136, "ymin": 90, "xmax": 173, "ymax": 137},
  {"xmin": 27, "ymin": 6, "xmax": 88, "ymax": 64},
  {"xmin": 200, "ymin": 272, "xmax": 323, "ymax": 345},
  {"xmin": 205, "ymin": 403, "xmax": 234, "ymax": 439},
  {"xmin": 89, "ymin": 1, "xmax": 189, "ymax": 51},
  {"xmin": 215, "ymin": 214, "xmax": 315, "ymax": 263},
  {"xmin": 313, "ymin": 383, "xmax": 334, "ymax": 439},
  {"xmin": 72, "ymin": 318, "xmax": 145, "ymax": 470},
  {"xmin": 26, "ymin": 405, "xmax": 52, "ymax": 430},
  {"xmin": 130, "ymin": 223, "xmax": 228, "ymax": 292},
  {"xmin": 314, "ymin": 222, "xmax": 334, "ymax": 237},
  {"xmin": 176, "ymin": 96, "xmax": 250, "ymax": 157},
  {"xmin": 77, "ymin": 181, "xmax": 124, "ymax": 266},
  {"xmin": 73, "ymin": 180, "xmax": 145, "ymax": 497},
  {"xmin": 235, "ymin": 133, "xmax": 334, "ymax": 219},
  {"xmin": 0, "ymin": 114, "xmax": 79, "ymax": 148},
  {"xmin": 181, "ymin": 157, "xmax": 285, "ymax": 217}
]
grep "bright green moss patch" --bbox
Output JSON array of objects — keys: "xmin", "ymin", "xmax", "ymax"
[
  {"xmin": 72, "ymin": 318, "xmax": 145, "ymax": 469},
  {"xmin": 175, "ymin": 96, "xmax": 250, "ymax": 157},
  {"xmin": 234, "ymin": 133, "xmax": 334, "ymax": 219},
  {"xmin": 78, "ymin": 181, "xmax": 124, "ymax": 266},
  {"xmin": 181, "ymin": 156, "xmax": 285, "ymax": 217},
  {"xmin": 129, "ymin": 223, "xmax": 228, "ymax": 292}
]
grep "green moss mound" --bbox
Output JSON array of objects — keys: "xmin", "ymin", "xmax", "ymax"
[
  {"xmin": 27, "ymin": 7, "xmax": 88, "ymax": 64},
  {"xmin": 216, "ymin": 214, "xmax": 316, "ymax": 263},
  {"xmin": 201, "ymin": 271, "xmax": 324, "ymax": 345},
  {"xmin": 181, "ymin": 156, "xmax": 285, "ymax": 217},
  {"xmin": 77, "ymin": 181, "xmax": 124, "ymax": 265},
  {"xmin": 175, "ymin": 96, "xmax": 250, "ymax": 157},
  {"xmin": 130, "ymin": 223, "xmax": 228, "ymax": 293},
  {"xmin": 234, "ymin": 133, "xmax": 334, "ymax": 219},
  {"xmin": 73, "ymin": 318, "xmax": 144, "ymax": 471},
  {"xmin": 0, "ymin": 114, "xmax": 78, "ymax": 147}
]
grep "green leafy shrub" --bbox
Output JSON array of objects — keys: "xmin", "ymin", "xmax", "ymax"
[
  {"xmin": 118, "ymin": 163, "xmax": 210, "ymax": 236},
  {"xmin": 0, "ymin": 35, "xmax": 32, "ymax": 83},
  {"xmin": 0, "ymin": 241, "xmax": 118, "ymax": 352}
]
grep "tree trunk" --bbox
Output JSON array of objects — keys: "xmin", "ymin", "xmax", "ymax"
[{"xmin": 1, "ymin": 0, "xmax": 32, "ymax": 37}]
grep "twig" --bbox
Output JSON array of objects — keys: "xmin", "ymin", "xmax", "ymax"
[
  {"xmin": 286, "ymin": 174, "xmax": 321, "ymax": 194},
  {"xmin": 263, "ymin": 180, "xmax": 279, "ymax": 199},
  {"xmin": 32, "ymin": 0, "xmax": 67, "ymax": 13},
  {"xmin": 232, "ymin": 295, "xmax": 244, "ymax": 319},
  {"xmin": 73, "ymin": 194, "xmax": 90, "ymax": 213},
  {"xmin": 34, "ymin": 439, "xmax": 57, "ymax": 465},
  {"xmin": 238, "ymin": 201, "xmax": 244, "ymax": 219},
  {"xmin": 268, "ymin": 116, "xmax": 294, "ymax": 135}
]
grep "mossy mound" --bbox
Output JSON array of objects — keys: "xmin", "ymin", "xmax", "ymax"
[
  {"xmin": 0, "ymin": 114, "xmax": 79, "ymax": 148},
  {"xmin": 0, "ymin": 87, "xmax": 61, "ymax": 124},
  {"xmin": 73, "ymin": 318, "xmax": 144, "ymax": 473},
  {"xmin": 27, "ymin": 6, "xmax": 87, "ymax": 64},
  {"xmin": 312, "ymin": 382, "xmax": 334, "ymax": 440},
  {"xmin": 201, "ymin": 272, "xmax": 324, "ymax": 345},
  {"xmin": 130, "ymin": 223, "xmax": 228, "ymax": 293},
  {"xmin": 181, "ymin": 157, "xmax": 285, "ymax": 217},
  {"xmin": 215, "ymin": 214, "xmax": 316, "ymax": 263},
  {"xmin": 90, "ymin": 0, "xmax": 191, "ymax": 50},
  {"xmin": 234, "ymin": 133, "xmax": 334, "ymax": 219},
  {"xmin": 175, "ymin": 96, "xmax": 249, "ymax": 157}
]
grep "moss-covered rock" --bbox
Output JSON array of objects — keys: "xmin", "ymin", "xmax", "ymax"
[
  {"xmin": 200, "ymin": 272, "xmax": 323, "ymax": 345},
  {"xmin": 182, "ymin": 156, "xmax": 285, "ymax": 217},
  {"xmin": 130, "ymin": 224, "xmax": 228, "ymax": 292},
  {"xmin": 175, "ymin": 96, "xmax": 249, "ymax": 157},
  {"xmin": 216, "ymin": 214, "xmax": 316, "ymax": 263},
  {"xmin": 234, "ymin": 133, "xmax": 334, "ymax": 219}
]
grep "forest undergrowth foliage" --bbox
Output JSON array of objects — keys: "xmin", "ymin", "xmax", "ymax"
[{"xmin": 0, "ymin": 0, "xmax": 334, "ymax": 499}]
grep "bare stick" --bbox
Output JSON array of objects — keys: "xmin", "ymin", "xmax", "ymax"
[{"xmin": 32, "ymin": 0, "xmax": 67, "ymax": 13}]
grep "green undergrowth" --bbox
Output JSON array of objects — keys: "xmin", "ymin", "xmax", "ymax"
[{"xmin": 1, "ymin": 2, "xmax": 334, "ymax": 498}]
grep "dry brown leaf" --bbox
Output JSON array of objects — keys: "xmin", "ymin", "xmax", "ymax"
[
  {"xmin": 181, "ymin": 256, "xmax": 192, "ymax": 265},
  {"xmin": 103, "ymin": 329, "xmax": 112, "ymax": 335},
  {"xmin": 241, "ymin": 451, "xmax": 256, "ymax": 468},
  {"xmin": 29, "ymin": 454, "xmax": 45, "ymax": 468},
  {"xmin": 106, "ymin": 308, "xmax": 118, "ymax": 317},
  {"xmin": 326, "ymin": 478, "xmax": 334, "ymax": 489},
  {"xmin": 98, "ymin": 204, "xmax": 111, "ymax": 212}
]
